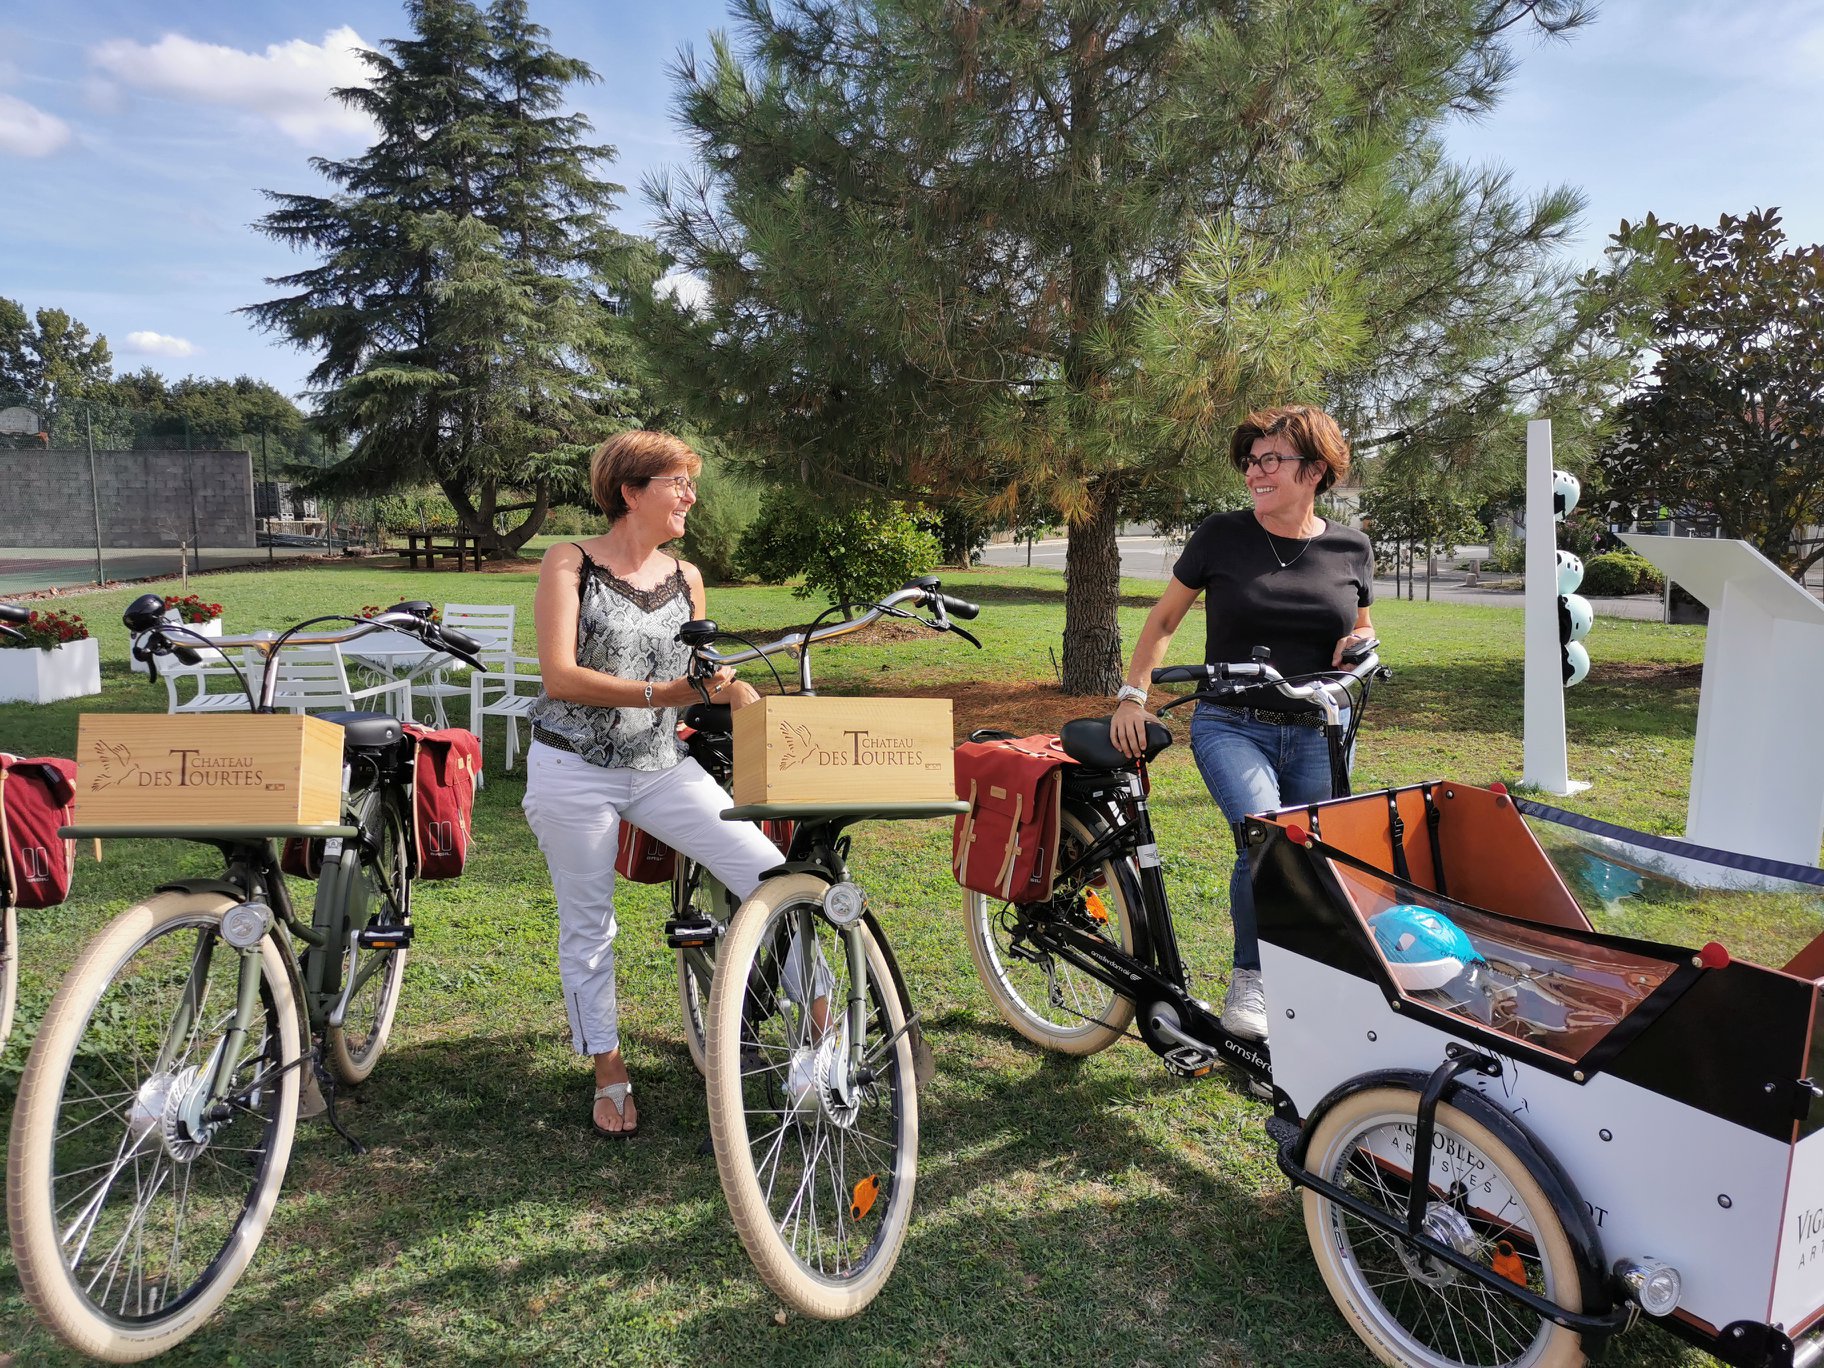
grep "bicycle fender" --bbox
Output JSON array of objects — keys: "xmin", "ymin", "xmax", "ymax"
[
  {"xmin": 154, "ymin": 876, "xmax": 253, "ymax": 901},
  {"xmin": 1286, "ymin": 1065, "xmax": 1612, "ymax": 1325},
  {"xmin": 757, "ymin": 860, "xmax": 836, "ymax": 883}
]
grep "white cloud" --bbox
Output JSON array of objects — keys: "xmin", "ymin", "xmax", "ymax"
[
  {"xmin": 0, "ymin": 93, "xmax": 72, "ymax": 157},
  {"xmin": 89, "ymin": 26, "xmax": 377, "ymax": 146},
  {"xmin": 123, "ymin": 331, "xmax": 199, "ymax": 359},
  {"xmin": 658, "ymin": 271, "xmax": 710, "ymax": 314}
]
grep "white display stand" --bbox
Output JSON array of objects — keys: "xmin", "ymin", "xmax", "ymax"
[
  {"xmin": 1521, "ymin": 420, "xmax": 1586, "ymax": 794},
  {"xmin": 1621, "ymin": 534, "xmax": 1824, "ymax": 869}
]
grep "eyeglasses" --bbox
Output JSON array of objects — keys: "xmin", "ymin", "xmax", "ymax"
[
  {"xmin": 647, "ymin": 474, "xmax": 697, "ymax": 496},
  {"xmin": 1238, "ymin": 452, "xmax": 1310, "ymax": 474}
]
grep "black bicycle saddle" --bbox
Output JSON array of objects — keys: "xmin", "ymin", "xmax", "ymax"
[{"xmin": 1059, "ymin": 716, "xmax": 1171, "ymax": 770}]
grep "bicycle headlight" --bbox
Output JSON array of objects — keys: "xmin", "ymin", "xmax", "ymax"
[
  {"xmin": 221, "ymin": 900, "xmax": 273, "ymax": 950},
  {"xmin": 824, "ymin": 882, "xmax": 866, "ymax": 927},
  {"xmin": 1614, "ymin": 1255, "xmax": 1681, "ymax": 1317}
]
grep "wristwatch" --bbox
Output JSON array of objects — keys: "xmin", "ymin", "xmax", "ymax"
[{"xmin": 1115, "ymin": 684, "xmax": 1148, "ymax": 708}]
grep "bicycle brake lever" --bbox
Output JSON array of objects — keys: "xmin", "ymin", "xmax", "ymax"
[{"xmin": 948, "ymin": 624, "xmax": 982, "ymax": 649}]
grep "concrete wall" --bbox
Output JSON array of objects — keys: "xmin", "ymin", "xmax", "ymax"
[{"xmin": 2, "ymin": 449, "xmax": 256, "ymax": 548}]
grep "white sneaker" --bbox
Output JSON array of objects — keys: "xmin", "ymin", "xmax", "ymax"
[{"xmin": 1221, "ymin": 968, "xmax": 1269, "ymax": 1041}]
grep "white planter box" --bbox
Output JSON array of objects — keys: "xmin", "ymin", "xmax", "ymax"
[
  {"xmin": 0, "ymin": 636, "xmax": 102, "ymax": 704},
  {"xmin": 132, "ymin": 616, "xmax": 224, "ymax": 673}
]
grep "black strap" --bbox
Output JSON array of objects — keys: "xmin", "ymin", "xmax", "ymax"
[
  {"xmin": 1306, "ymin": 803, "xmax": 1321, "ymax": 841},
  {"xmin": 1385, "ymin": 790, "xmax": 1410, "ymax": 881},
  {"xmin": 1515, "ymin": 797, "xmax": 1824, "ymax": 888},
  {"xmin": 1422, "ymin": 782, "xmax": 1448, "ymax": 898}
]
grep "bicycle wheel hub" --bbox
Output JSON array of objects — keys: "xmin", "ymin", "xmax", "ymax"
[
  {"xmin": 158, "ymin": 1064, "xmax": 217, "ymax": 1161},
  {"xmin": 1396, "ymin": 1202, "xmax": 1479, "ymax": 1288}
]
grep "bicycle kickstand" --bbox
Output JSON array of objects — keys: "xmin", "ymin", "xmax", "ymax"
[{"xmin": 311, "ymin": 1047, "xmax": 368, "ymax": 1155}]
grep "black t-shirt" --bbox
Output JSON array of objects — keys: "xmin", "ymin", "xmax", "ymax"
[{"xmin": 1172, "ymin": 509, "xmax": 1375, "ymax": 684}]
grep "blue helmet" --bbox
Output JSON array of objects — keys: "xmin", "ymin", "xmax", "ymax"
[{"xmin": 1369, "ymin": 905, "xmax": 1485, "ymax": 992}]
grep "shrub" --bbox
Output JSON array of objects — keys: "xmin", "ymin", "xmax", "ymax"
[
  {"xmin": 740, "ymin": 492, "xmax": 941, "ymax": 605},
  {"xmin": 1485, "ymin": 533, "xmax": 1526, "ymax": 575},
  {"xmin": 1581, "ymin": 550, "xmax": 1662, "ymax": 597},
  {"xmin": 3, "ymin": 607, "xmax": 90, "ymax": 649},
  {"xmin": 680, "ymin": 462, "xmax": 763, "ymax": 584}
]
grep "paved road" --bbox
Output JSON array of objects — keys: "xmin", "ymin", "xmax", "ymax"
[
  {"xmin": 981, "ymin": 534, "xmax": 1668, "ymax": 621},
  {"xmin": 0, "ymin": 544, "xmax": 327, "ymax": 595}
]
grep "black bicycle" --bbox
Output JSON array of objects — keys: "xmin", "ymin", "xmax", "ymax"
[{"xmin": 963, "ymin": 643, "xmax": 1386, "ymax": 1091}]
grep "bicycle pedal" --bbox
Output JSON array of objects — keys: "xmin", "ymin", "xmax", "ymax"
[
  {"xmin": 1161, "ymin": 1044, "xmax": 1219, "ymax": 1078},
  {"xmin": 357, "ymin": 922, "xmax": 413, "ymax": 950},
  {"xmin": 665, "ymin": 916, "xmax": 720, "ymax": 949}
]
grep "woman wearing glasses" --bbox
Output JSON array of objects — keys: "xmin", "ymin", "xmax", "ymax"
[
  {"xmin": 1109, "ymin": 405, "xmax": 1375, "ymax": 1042},
  {"xmin": 523, "ymin": 430, "xmax": 781, "ymax": 1138}
]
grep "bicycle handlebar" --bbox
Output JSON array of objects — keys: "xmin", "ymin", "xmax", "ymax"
[
  {"xmin": 0, "ymin": 603, "xmax": 25, "ymax": 642},
  {"xmin": 1151, "ymin": 645, "xmax": 1384, "ymax": 729},
  {"xmin": 681, "ymin": 579, "xmax": 981, "ymax": 695}
]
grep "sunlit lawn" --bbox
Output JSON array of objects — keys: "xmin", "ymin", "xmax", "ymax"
[{"xmin": 0, "ymin": 560, "xmax": 1731, "ymax": 1365}]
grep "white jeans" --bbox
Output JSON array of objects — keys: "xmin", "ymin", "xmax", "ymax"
[{"xmin": 522, "ymin": 741, "xmax": 785, "ymax": 1056}]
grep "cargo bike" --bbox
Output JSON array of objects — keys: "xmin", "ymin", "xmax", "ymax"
[{"xmin": 961, "ymin": 648, "xmax": 1824, "ymax": 1367}]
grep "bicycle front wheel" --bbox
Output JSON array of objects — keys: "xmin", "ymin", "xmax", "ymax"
[
  {"xmin": 966, "ymin": 808, "xmax": 1139, "ymax": 1054},
  {"xmin": 706, "ymin": 873, "xmax": 917, "ymax": 1319},
  {"xmin": 1, "ymin": 898, "xmax": 17, "ymax": 1049},
  {"xmin": 1301, "ymin": 1086, "xmax": 1585, "ymax": 1368},
  {"xmin": 326, "ymin": 790, "xmax": 410, "ymax": 1085},
  {"xmin": 7, "ymin": 890, "xmax": 301, "ymax": 1362}
]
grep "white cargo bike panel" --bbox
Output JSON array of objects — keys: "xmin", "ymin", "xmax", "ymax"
[{"xmin": 1264, "ymin": 945, "xmax": 1795, "ymax": 1335}]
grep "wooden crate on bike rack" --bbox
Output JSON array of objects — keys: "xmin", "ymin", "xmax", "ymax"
[
  {"xmin": 732, "ymin": 695, "xmax": 954, "ymax": 807},
  {"xmin": 72, "ymin": 714, "xmax": 344, "ymax": 828}
]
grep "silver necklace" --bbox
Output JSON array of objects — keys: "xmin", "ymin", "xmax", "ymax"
[{"xmin": 1261, "ymin": 517, "xmax": 1318, "ymax": 570}]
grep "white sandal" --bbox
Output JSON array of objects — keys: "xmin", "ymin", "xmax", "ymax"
[{"xmin": 592, "ymin": 1081, "xmax": 637, "ymax": 1139}]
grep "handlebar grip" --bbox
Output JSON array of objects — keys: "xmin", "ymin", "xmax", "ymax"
[
  {"xmin": 0, "ymin": 604, "xmax": 27, "ymax": 625},
  {"xmin": 940, "ymin": 594, "xmax": 979, "ymax": 621},
  {"xmin": 438, "ymin": 625, "xmax": 481, "ymax": 655},
  {"xmin": 1151, "ymin": 665, "xmax": 1209, "ymax": 685}
]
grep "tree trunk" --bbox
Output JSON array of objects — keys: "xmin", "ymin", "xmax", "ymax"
[{"xmin": 1061, "ymin": 494, "xmax": 1123, "ymax": 695}]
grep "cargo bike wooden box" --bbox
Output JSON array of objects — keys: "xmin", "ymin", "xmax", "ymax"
[{"xmin": 1251, "ymin": 779, "xmax": 1824, "ymax": 1368}]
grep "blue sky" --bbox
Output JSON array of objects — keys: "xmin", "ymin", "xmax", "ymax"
[{"xmin": 2, "ymin": 1, "xmax": 1820, "ymax": 405}]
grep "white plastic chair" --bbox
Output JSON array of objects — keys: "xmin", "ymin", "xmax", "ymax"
[
  {"xmin": 414, "ymin": 604, "xmax": 517, "ymax": 729},
  {"xmin": 266, "ymin": 645, "xmax": 411, "ymax": 717},
  {"xmin": 470, "ymin": 648, "xmax": 543, "ymax": 773},
  {"xmin": 161, "ymin": 653, "xmax": 256, "ymax": 715}
]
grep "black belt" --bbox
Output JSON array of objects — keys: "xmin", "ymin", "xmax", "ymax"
[
  {"xmin": 1204, "ymin": 703, "xmax": 1328, "ymax": 731},
  {"xmin": 531, "ymin": 725, "xmax": 583, "ymax": 755}
]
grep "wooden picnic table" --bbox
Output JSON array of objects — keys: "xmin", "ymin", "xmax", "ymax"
[{"xmin": 401, "ymin": 530, "xmax": 480, "ymax": 571}]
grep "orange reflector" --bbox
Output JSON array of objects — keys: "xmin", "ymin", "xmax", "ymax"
[
  {"xmin": 1491, "ymin": 1240, "xmax": 1525, "ymax": 1285},
  {"xmin": 850, "ymin": 1174, "xmax": 881, "ymax": 1221},
  {"xmin": 1084, "ymin": 890, "xmax": 1110, "ymax": 924}
]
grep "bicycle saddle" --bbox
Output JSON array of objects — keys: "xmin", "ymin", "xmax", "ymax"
[
  {"xmin": 684, "ymin": 702, "xmax": 732, "ymax": 734},
  {"xmin": 317, "ymin": 710, "xmax": 404, "ymax": 749},
  {"xmin": 1059, "ymin": 716, "xmax": 1172, "ymax": 770}
]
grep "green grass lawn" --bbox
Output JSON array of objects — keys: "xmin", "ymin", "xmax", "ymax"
[{"xmin": 0, "ymin": 563, "xmax": 1739, "ymax": 1365}]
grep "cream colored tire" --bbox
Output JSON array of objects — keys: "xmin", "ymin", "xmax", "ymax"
[
  {"xmin": 1301, "ymin": 1086, "xmax": 1585, "ymax": 1368},
  {"xmin": 706, "ymin": 874, "xmax": 917, "ymax": 1319},
  {"xmin": 7, "ymin": 891, "xmax": 300, "ymax": 1362},
  {"xmin": 1, "ymin": 899, "xmax": 17, "ymax": 1050}
]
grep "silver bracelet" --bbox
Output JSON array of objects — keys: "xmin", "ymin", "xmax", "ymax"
[
  {"xmin": 643, "ymin": 680, "xmax": 654, "ymax": 706},
  {"xmin": 1115, "ymin": 684, "xmax": 1148, "ymax": 708}
]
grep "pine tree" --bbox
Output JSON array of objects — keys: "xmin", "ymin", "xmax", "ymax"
[
  {"xmin": 647, "ymin": 0, "xmax": 1600, "ymax": 690},
  {"xmin": 244, "ymin": 0, "xmax": 659, "ymax": 556}
]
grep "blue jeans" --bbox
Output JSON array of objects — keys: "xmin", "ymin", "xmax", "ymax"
[{"xmin": 1188, "ymin": 705, "xmax": 1342, "ymax": 971}]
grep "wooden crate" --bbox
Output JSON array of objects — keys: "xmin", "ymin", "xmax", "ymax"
[
  {"xmin": 732, "ymin": 696, "xmax": 954, "ymax": 807},
  {"xmin": 74, "ymin": 714, "xmax": 344, "ymax": 828}
]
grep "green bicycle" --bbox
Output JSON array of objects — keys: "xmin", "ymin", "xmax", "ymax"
[{"xmin": 6, "ymin": 596, "xmax": 484, "ymax": 1362}]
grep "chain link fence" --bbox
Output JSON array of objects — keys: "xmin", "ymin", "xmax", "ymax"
[{"xmin": 0, "ymin": 392, "xmax": 397, "ymax": 596}]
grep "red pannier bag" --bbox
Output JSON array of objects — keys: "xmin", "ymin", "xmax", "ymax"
[
  {"xmin": 1, "ymin": 754, "xmax": 78, "ymax": 909},
  {"xmin": 403, "ymin": 723, "xmax": 481, "ymax": 880},
  {"xmin": 952, "ymin": 734, "xmax": 1075, "ymax": 903},
  {"xmin": 615, "ymin": 816, "xmax": 795, "ymax": 884}
]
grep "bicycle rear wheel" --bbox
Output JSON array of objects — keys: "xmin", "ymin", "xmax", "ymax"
[
  {"xmin": 706, "ymin": 874, "xmax": 917, "ymax": 1318},
  {"xmin": 7, "ymin": 890, "xmax": 300, "ymax": 1362},
  {"xmin": 1, "ymin": 898, "xmax": 17, "ymax": 1049},
  {"xmin": 672, "ymin": 856, "xmax": 720, "ymax": 1077},
  {"xmin": 326, "ymin": 790, "xmax": 410, "ymax": 1085},
  {"xmin": 966, "ymin": 808, "xmax": 1139, "ymax": 1054}
]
